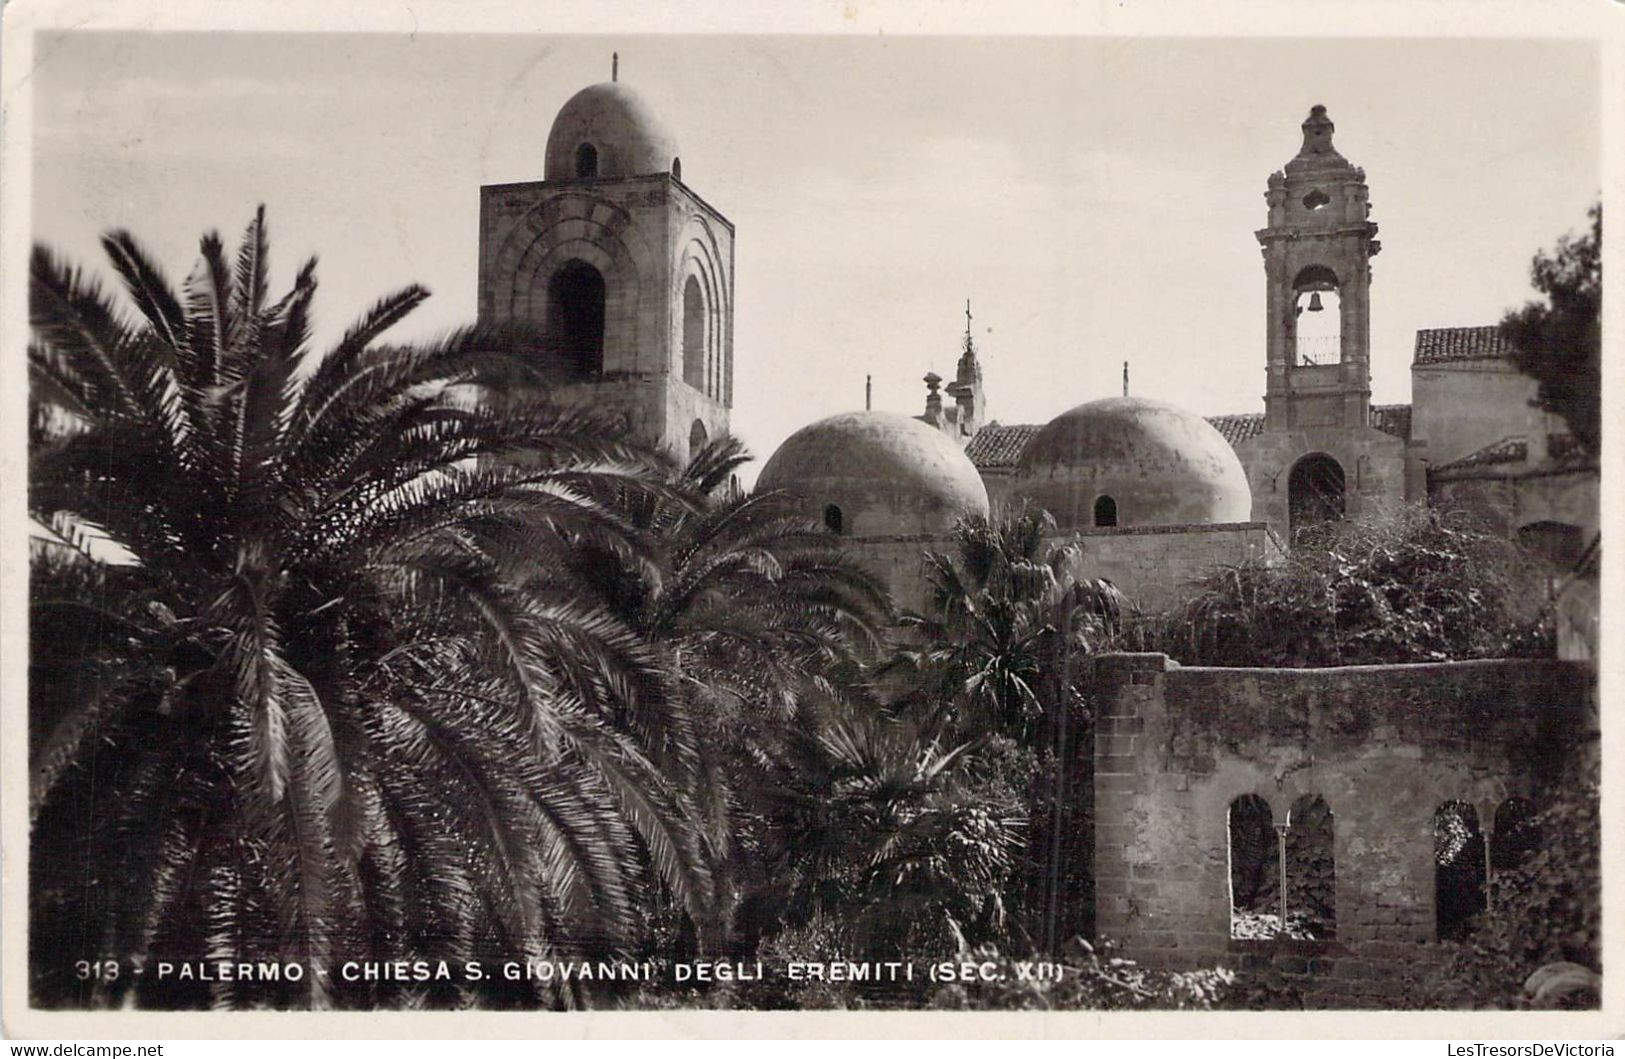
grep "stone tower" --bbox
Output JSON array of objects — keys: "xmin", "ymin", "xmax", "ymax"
[
  {"xmin": 1256, "ymin": 104, "xmax": 1380, "ymax": 432},
  {"xmin": 476, "ymin": 69, "xmax": 735, "ymax": 463},
  {"xmin": 1232, "ymin": 106, "xmax": 1407, "ymax": 543}
]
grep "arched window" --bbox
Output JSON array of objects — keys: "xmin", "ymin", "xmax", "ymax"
[
  {"xmin": 1435, "ymin": 801, "xmax": 1487, "ymax": 940},
  {"xmin": 1286, "ymin": 795, "xmax": 1336, "ymax": 940},
  {"xmin": 1491, "ymin": 797, "xmax": 1540, "ymax": 876},
  {"xmin": 1288, "ymin": 453, "xmax": 1345, "ymax": 540},
  {"xmin": 1291, "ymin": 264, "xmax": 1342, "ymax": 365},
  {"xmin": 688, "ymin": 418, "xmax": 708, "ymax": 460},
  {"xmin": 545, "ymin": 261, "xmax": 606, "ymax": 380},
  {"xmin": 1093, "ymin": 495, "xmax": 1118, "ymax": 528},
  {"xmin": 575, "ymin": 142, "xmax": 598, "ymax": 179},
  {"xmin": 1228, "ymin": 794, "xmax": 1279, "ymax": 938},
  {"xmin": 682, "ymin": 275, "xmax": 706, "ymax": 391},
  {"xmin": 823, "ymin": 504, "xmax": 844, "ymax": 536},
  {"xmin": 671, "ymin": 156, "xmax": 682, "ymax": 181}
]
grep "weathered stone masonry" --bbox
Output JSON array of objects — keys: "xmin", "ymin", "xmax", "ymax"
[{"xmin": 1092, "ymin": 652, "xmax": 1594, "ymax": 1007}]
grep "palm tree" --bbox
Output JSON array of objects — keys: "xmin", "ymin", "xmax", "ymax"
[
  {"xmin": 28, "ymin": 209, "xmax": 710, "ymax": 1009},
  {"xmin": 895, "ymin": 506, "xmax": 1122, "ymax": 744},
  {"xmin": 559, "ymin": 436, "xmax": 894, "ymax": 946},
  {"xmin": 890, "ymin": 506, "xmax": 1123, "ymax": 954},
  {"xmin": 755, "ymin": 707, "xmax": 1025, "ymax": 963}
]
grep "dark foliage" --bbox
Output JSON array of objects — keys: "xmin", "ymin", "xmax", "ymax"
[
  {"xmin": 28, "ymin": 211, "xmax": 719, "ymax": 1009},
  {"xmin": 1501, "ymin": 203, "xmax": 1601, "ymax": 455},
  {"xmin": 1122, "ymin": 506, "xmax": 1555, "ymax": 667}
]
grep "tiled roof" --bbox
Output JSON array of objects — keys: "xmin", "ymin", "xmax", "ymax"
[
  {"xmin": 1203, "ymin": 404, "xmax": 1410, "ymax": 446},
  {"xmin": 1432, "ymin": 432, "xmax": 1597, "ymax": 477},
  {"xmin": 967, "ymin": 403, "xmax": 1413, "ymax": 469},
  {"xmin": 1205, "ymin": 413, "xmax": 1266, "ymax": 447},
  {"xmin": 964, "ymin": 422, "xmax": 1041, "ymax": 469},
  {"xmin": 1433, "ymin": 435, "xmax": 1528, "ymax": 474},
  {"xmin": 1413, "ymin": 326, "xmax": 1515, "ymax": 365}
]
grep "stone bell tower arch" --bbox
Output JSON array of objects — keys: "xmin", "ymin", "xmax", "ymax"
[{"xmin": 1257, "ymin": 104, "xmax": 1380, "ymax": 433}]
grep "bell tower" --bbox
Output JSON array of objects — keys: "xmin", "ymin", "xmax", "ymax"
[
  {"xmin": 476, "ymin": 65, "xmax": 735, "ymax": 463},
  {"xmin": 1257, "ymin": 105, "xmax": 1380, "ymax": 432}
]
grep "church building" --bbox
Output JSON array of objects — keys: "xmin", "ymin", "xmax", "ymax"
[{"xmin": 486, "ymin": 75, "xmax": 1598, "ymax": 624}]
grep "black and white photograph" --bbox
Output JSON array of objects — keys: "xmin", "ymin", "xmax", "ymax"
[{"xmin": 1, "ymin": 0, "xmax": 1614, "ymax": 1039}]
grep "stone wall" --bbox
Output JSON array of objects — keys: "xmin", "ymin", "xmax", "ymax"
[
  {"xmin": 846, "ymin": 522, "xmax": 1281, "ymax": 619},
  {"xmin": 1429, "ymin": 467, "xmax": 1599, "ymax": 540},
  {"xmin": 1410, "ymin": 359, "xmax": 1550, "ymax": 470},
  {"xmin": 477, "ymin": 174, "xmax": 733, "ymax": 460},
  {"xmin": 1233, "ymin": 425, "xmax": 1408, "ymax": 545},
  {"xmin": 1092, "ymin": 652, "xmax": 1594, "ymax": 1007}
]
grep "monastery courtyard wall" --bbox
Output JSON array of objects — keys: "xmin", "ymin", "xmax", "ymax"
[{"xmin": 1091, "ymin": 652, "xmax": 1595, "ymax": 1008}]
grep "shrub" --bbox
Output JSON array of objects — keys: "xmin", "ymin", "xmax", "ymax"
[{"xmin": 1123, "ymin": 505, "xmax": 1555, "ymax": 667}]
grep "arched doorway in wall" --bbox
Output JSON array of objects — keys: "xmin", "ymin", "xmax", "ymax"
[
  {"xmin": 682, "ymin": 275, "xmax": 706, "ymax": 391},
  {"xmin": 1288, "ymin": 453, "xmax": 1345, "ymax": 540},
  {"xmin": 545, "ymin": 261, "xmax": 606, "ymax": 380},
  {"xmin": 1093, "ymin": 495, "xmax": 1118, "ymax": 528},
  {"xmin": 1516, "ymin": 521, "xmax": 1586, "ymax": 567},
  {"xmin": 689, "ymin": 419, "xmax": 708, "ymax": 461}
]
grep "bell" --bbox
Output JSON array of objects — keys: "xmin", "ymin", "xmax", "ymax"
[{"xmin": 1307, "ymin": 291, "xmax": 1325, "ymax": 313}]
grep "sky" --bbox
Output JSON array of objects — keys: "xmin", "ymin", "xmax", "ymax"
[{"xmin": 30, "ymin": 32, "xmax": 1600, "ymax": 482}]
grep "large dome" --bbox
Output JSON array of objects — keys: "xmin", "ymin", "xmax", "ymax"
[
  {"xmin": 1015, "ymin": 396, "xmax": 1251, "ymax": 529},
  {"xmin": 758, "ymin": 412, "xmax": 990, "ymax": 537},
  {"xmin": 544, "ymin": 82, "xmax": 679, "ymax": 182}
]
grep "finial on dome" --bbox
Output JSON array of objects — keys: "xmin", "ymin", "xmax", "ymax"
[
  {"xmin": 1123, "ymin": 361, "xmax": 1129, "ymax": 397},
  {"xmin": 612, "ymin": 52, "xmax": 619, "ymax": 82}
]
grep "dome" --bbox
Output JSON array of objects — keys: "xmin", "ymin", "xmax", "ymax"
[
  {"xmin": 544, "ymin": 82, "xmax": 680, "ymax": 182},
  {"xmin": 758, "ymin": 412, "xmax": 990, "ymax": 537},
  {"xmin": 1015, "ymin": 396, "xmax": 1251, "ymax": 529}
]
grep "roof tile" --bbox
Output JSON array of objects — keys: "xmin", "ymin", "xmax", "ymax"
[{"xmin": 1413, "ymin": 326, "xmax": 1515, "ymax": 365}]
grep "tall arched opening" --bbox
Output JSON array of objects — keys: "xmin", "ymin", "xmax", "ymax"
[
  {"xmin": 545, "ymin": 261, "xmax": 606, "ymax": 380},
  {"xmin": 1228, "ymin": 794, "xmax": 1279, "ymax": 938},
  {"xmin": 682, "ymin": 275, "xmax": 706, "ymax": 391},
  {"xmin": 1286, "ymin": 795, "xmax": 1336, "ymax": 939},
  {"xmin": 1435, "ymin": 801, "xmax": 1487, "ymax": 941},
  {"xmin": 1288, "ymin": 453, "xmax": 1345, "ymax": 540},
  {"xmin": 1291, "ymin": 264, "xmax": 1343, "ymax": 366}
]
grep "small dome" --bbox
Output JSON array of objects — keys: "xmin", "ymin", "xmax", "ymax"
[
  {"xmin": 544, "ymin": 82, "xmax": 679, "ymax": 182},
  {"xmin": 758, "ymin": 412, "xmax": 990, "ymax": 537},
  {"xmin": 1015, "ymin": 396, "xmax": 1251, "ymax": 529}
]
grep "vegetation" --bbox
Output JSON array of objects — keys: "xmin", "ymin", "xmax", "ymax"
[
  {"xmin": 33, "ymin": 207, "xmax": 1593, "ymax": 1014},
  {"xmin": 888, "ymin": 509, "xmax": 1123, "ymax": 954},
  {"xmin": 1120, "ymin": 506, "xmax": 1556, "ymax": 667},
  {"xmin": 1501, "ymin": 203, "xmax": 1601, "ymax": 456},
  {"xmin": 27, "ymin": 211, "xmax": 890, "ymax": 1009},
  {"xmin": 1421, "ymin": 776, "xmax": 1601, "ymax": 1009}
]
